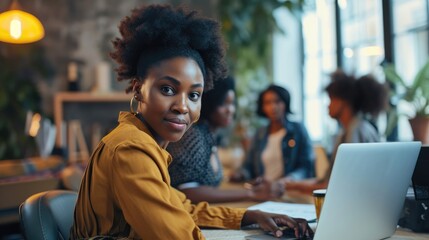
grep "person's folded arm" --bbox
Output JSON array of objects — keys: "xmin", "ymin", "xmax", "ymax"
[
  {"xmin": 178, "ymin": 184, "xmax": 254, "ymax": 203},
  {"xmin": 180, "ymin": 184, "xmax": 284, "ymax": 203}
]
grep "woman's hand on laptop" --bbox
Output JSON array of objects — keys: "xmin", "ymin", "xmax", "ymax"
[{"xmin": 241, "ymin": 210, "xmax": 314, "ymax": 238}]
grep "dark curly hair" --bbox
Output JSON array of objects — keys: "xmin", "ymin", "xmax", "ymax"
[
  {"xmin": 200, "ymin": 76, "xmax": 235, "ymax": 121},
  {"xmin": 326, "ymin": 69, "xmax": 388, "ymax": 117},
  {"xmin": 110, "ymin": 4, "xmax": 228, "ymax": 93},
  {"xmin": 256, "ymin": 85, "xmax": 293, "ymax": 118}
]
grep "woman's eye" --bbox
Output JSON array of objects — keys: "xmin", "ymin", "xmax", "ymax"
[
  {"xmin": 189, "ymin": 92, "xmax": 201, "ymax": 102},
  {"xmin": 161, "ymin": 86, "xmax": 175, "ymax": 95}
]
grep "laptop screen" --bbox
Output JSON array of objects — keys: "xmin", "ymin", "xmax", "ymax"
[{"xmin": 412, "ymin": 146, "xmax": 429, "ymax": 200}]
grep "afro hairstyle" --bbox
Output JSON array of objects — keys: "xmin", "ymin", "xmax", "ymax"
[
  {"xmin": 326, "ymin": 69, "xmax": 388, "ymax": 117},
  {"xmin": 110, "ymin": 4, "xmax": 228, "ymax": 93}
]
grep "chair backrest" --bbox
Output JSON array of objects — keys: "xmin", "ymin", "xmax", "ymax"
[
  {"xmin": 313, "ymin": 145, "xmax": 330, "ymax": 179},
  {"xmin": 19, "ymin": 190, "xmax": 77, "ymax": 240}
]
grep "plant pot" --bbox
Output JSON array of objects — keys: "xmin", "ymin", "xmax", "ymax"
[{"xmin": 409, "ymin": 116, "xmax": 429, "ymax": 144}]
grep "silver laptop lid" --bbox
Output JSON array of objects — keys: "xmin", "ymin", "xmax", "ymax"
[{"xmin": 314, "ymin": 142, "xmax": 421, "ymax": 240}]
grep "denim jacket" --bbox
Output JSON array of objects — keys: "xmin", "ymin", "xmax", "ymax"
[{"xmin": 243, "ymin": 120, "xmax": 315, "ymax": 180}]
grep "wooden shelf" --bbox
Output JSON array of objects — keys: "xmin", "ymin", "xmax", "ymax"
[
  {"xmin": 54, "ymin": 92, "xmax": 130, "ymax": 152},
  {"xmin": 54, "ymin": 92, "xmax": 129, "ymax": 103}
]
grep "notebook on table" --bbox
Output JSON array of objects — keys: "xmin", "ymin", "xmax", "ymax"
[{"xmin": 246, "ymin": 141, "xmax": 422, "ymax": 240}]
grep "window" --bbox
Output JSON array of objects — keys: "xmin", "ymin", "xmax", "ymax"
[
  {"xmin": 392, "ymin": 0, "xmax": 429, "ymax": 141},
  {"xmin": 301, "ymin": 0, "xmax": 338, "ymax": 152},
  {"xmin": 274, "ymin": 0, "xmax": 429, "ymax": 146}
]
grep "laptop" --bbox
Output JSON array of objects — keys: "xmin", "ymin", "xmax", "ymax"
[
  {"xmin": 246, "ymin": 142, "xmax": 422, "ymax": 240},
  {"xmin": 412, "ymin": 145, "xmax": 429, "ymax": 200}
]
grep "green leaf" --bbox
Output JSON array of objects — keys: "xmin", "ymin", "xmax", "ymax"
[
  {"xmin": 383, "ymin": 64, "xmax": 407, "ymax": 88},
  {"xmin": 413, "ymin": 59, "xmax": 429, "ymax": 97},
  {"xmin": 383, "ymin": 59, "xmax": 429, "ymax": 117}
]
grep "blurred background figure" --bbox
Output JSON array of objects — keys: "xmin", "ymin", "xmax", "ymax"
[
  {"xmin": 167, "ymin": 77, "xmax": 283, "ymax": 203},
  {"xmin": 286, "ymin": 69, "xmax": 389, "ymax": 194},
  {"xmin": 231, "ymin": 85, "xmax": 315, "ymax": 185}
]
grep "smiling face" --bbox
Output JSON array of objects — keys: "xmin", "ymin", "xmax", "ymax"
[{"xmin": 136, "ymin": 57, "xmax": 204, "ymax": 146}]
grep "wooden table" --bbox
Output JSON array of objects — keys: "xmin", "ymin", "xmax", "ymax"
[
  {"xmin": 201, "ymin": 228, "xmax": 429, "ymax": 240},
  {"xmin": 202, "ymin": 182, "xmax": 429, "ymax": 240}
]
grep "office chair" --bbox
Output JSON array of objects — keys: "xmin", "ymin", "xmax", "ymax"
[{"xmin": 19, "ymin": 190, "xmax": 77, "ymax": 240}]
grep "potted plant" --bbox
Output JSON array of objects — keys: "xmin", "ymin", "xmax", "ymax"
[
  {"xmin": 0, "ymin": 43, "xmax": 54, "ymax": 160},
  {"xmin": 383, "ymin": 59, "xmax": 429, "ymax": 144}
]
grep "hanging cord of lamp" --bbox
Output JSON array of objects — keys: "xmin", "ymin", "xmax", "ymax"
[{"xmin": 0, "ymin": 0, "xmax": 44, "ymax": 44}]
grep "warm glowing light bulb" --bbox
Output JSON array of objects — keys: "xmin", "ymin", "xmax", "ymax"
[
  {"xmin": 10, "ymin": 18, "xmax": 22, "ymax": 39},
  {"xmin": 0, "ymin": 7, "xmax": 44, "ymax": 44}
]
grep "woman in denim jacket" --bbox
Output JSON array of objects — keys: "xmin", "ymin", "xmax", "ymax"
[{"xmin": 232, "ymin": 85, "xmax": 315, "ymax": 184}]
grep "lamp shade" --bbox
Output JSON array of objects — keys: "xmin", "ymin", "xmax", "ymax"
[{"xmin": 0, "ymin": 9, "xmax": 45, "ymax": 44}]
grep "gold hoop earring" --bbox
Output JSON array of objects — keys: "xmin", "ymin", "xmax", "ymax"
[{"xmin": 130, "ymin": 96, "xmax": 139, "ymax": 114}]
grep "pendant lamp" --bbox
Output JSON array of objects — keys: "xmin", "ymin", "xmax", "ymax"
[{"xmin": 0, "ymin": 0, "xmax": 45, "ymax": 44}]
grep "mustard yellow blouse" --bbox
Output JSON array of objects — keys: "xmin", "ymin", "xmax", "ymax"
[{"xmin": 70, "ymin": 112, "xmax": 246, "ymax": 239}]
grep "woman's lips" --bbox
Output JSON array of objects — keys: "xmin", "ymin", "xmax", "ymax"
[{"xmin": 165, "ymin": 118, "xmax": 188, "ymax": 131}]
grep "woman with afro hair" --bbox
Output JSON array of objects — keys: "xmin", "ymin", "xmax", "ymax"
[
  {"xmin": 285, "ymin": 69, "xmax": 388, "ymax": 194},
  {"xmin": 70, "ymin": 4, "xmax": 312, "ymax": 239}
]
